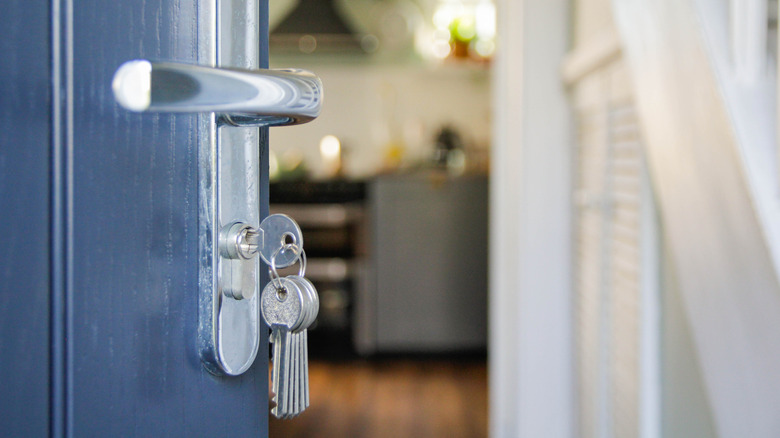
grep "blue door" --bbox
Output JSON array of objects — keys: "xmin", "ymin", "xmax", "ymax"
[{"xmin": 1, "ymin": 0, "xmax": 270, "ymax": 436}]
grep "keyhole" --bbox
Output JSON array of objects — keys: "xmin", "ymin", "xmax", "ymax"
[
  {"xmin": 281, "ymin": 232, "xmax": 296, "ymax": 247},
  {"xmin": 276, "ymin": 287, "xmax": 288, "ymax": 302}
]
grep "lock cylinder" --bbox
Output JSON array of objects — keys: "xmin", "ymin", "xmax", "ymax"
[{"xmin": 220, "ymin": 222, "xmax": 260, "ymax": 260}]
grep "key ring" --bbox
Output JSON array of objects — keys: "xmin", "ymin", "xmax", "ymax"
[{"xmin": 269, "ymin": 243, "xmax": 307, "ymax": 289}]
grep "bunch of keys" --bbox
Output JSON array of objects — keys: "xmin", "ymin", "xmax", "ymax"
[{"xmin": 260, "ymin": 243, "xmax": 319, "ymax": 419}]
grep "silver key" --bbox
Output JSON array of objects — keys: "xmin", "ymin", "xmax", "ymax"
[
  {"xmin": 291, "ymin": 278, "xmax": 311, "ymax": 418},
  {"xmin": 276, "ymin": 324, "xmax": 293, "ymax": 418},
  {"xmin": 269, "ymin": 327, "xmax": 282, "ymax": 413},
  {"xmin": 282, "ymin": 275, "xmax": 318, "ymax": 418},
  {"xmin": 288, "ymin": 275, "xmax": 319, "ymax": 411},
  {"xmin": 261, "ymin": 238, "xmax": 319, "ymax": 419},
  {"xmin": 261, "ymin": 277, "xmax": 304, "ymax": 418},
  {"xmin": 286, "ymin": 330, "xmax": 299, "ymax": 419},
  {"xmin": 302, "ymin": 329, "xmax": 309, "ymax": 408},
  {"xmin": 291, "ymin": 331, "xmax": 301, "ymax": 417},
  {"xmin": 286, "ymin": 287, "xmax": 309, "ymax": 418}
]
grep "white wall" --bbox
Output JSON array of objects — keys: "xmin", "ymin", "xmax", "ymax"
[{"xmin": 268, "ymin": 59, "xmax": 491, "ymax": 178}]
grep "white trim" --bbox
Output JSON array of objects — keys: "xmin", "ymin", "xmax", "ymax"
[
  {"xmin": 561, "ymin": 27, "xmax": 622, "ymax": 86},
  {"xmin": 730, "ymin": 0, "xmax": 768, "ymax": 83},
  {"xmin": 489, "ymin": 0, "xmax": 574, "ymax": 436},
  {"xmin": 639, "ymin": 158, "xmax": 661, "ymax": 438}
]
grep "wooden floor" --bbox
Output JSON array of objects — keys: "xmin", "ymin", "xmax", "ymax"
[{"xmin": 269, "ymin": 358, "xmax": 488, "ymax": 438}]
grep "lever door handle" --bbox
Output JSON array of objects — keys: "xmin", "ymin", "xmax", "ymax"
[
  {"xmin": 110, "ymin": 1, "xmax": 320, "ymax": 378},
  {"xmin": 112, "ymin": 60, "xmax": 322, "ymax": 126}
]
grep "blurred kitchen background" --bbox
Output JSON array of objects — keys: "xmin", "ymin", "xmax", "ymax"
[
  {"xmin": 268, "ymin": 0, "xmax": 492, "ymax": 181},
  {"xmin": 266, "ymin": 0, "xmax": 492, "ymax": 436},
  {"xmin": 270, "ymin": 0, "xmax": 780, "ymax": 437}
]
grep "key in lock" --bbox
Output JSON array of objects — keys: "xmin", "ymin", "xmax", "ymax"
[{"xmin": 219, "ymin": 214, "xmax": 304, "ymax": 300}]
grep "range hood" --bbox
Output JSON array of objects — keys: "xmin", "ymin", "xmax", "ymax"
[{"xmin": 270, "ymin": 0, "xmax": 371, "ymax": 54}]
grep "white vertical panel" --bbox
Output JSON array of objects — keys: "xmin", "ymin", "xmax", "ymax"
[
  {"xmin": 730, "ymin": 0, "xmax": 768, "ymax": 83},
  {"xmin": 608, "ymin": 102, "xmax": 642, "ymax": 438},
  {"xmin": 571, "ymin": 57, "xmax": 660, "ymax": 438},
  {"xmin": 573, "ymin": 72, "xmax": 610, "ymax": 438},
  {"xmin": 489, "ymin": 0, "xmax": 574, "ymax": 436}
]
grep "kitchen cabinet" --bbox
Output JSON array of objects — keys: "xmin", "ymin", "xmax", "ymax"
[{"xmin": 356, "ymin": 173, "xmax": 488, "ymax": 354}]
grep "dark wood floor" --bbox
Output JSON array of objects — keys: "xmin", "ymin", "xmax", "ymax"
[{"xmin": 269, "ymin": 358, "xmax": 488, "ymax": 438}]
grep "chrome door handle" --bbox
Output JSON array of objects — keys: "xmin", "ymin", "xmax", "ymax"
[
  {"xmin": 111, "ymin": 1, "xmax": 322, "ymax": 378},
  {"xmin": 112, "ymin": 60, "xmax": 322, "ymax": 126},
  {"xmin": 111, "ymin": 33, "xmax": 322, "ymax": 376}
]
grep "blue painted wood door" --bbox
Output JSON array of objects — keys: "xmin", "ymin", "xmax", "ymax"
[{"xmin": 0, "ymin": 0, "xmax": 269, "ymax": 436}]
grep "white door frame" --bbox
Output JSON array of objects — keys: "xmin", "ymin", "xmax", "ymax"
[{"xmin": 488, "ymin": 0, "xmax": 574, "ymax": 436}]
